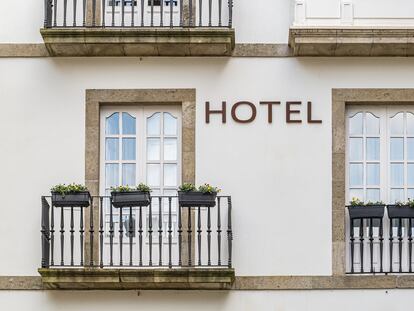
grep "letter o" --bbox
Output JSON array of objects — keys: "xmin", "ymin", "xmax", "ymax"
[{"xmin": 231, "ymin": 101, "xmax": 257, "ymax": 123}]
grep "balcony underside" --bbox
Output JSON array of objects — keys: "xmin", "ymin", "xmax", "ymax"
[
  {"xmin": 40, "ymin": 28, "xmax": 235, "ymax": 57},
  {"xmin": 289, "ymin": 27, "xmax": 414, "ymax": 56},
  {"xmin": 38, "ymin": 268, "xmax": 235, "ymax": 290}
]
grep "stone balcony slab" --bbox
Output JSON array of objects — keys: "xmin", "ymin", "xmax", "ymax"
[
  {"xmin": 40, "ymin": 27, "xmax": 235, "ymax": 57},
  {"xmin": 289, "ymin": 26, "xmax": 414, "ymax": 56},
  {"xmin": 38, "ymin": 268, "xmax": 235, "ymax": 290}
]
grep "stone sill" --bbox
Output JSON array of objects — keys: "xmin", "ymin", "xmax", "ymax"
[
  {"xmin": 38, "ymin": 268, "xmax": 235, "ymax": 290},
  {"xmin": 289, "ymin": 26, "xmax": 414, "ymax": 56},
  {"xmin": 40, "ymin": 28, "xmax": 235, "ymax": 56}
]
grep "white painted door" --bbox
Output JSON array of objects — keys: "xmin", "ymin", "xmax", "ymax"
[{"xmin": 100, "ymin": 105, "xmax": 182, "ymax": 266}]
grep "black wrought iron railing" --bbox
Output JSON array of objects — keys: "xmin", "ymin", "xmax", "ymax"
[
  {"xmin": 41, "ymin": 195, "xmax": 233, "ymax": 269},
  {"xmin": 347, "ymin": 205, "xmax": 414, "ymax": 274},
  {"xmin": 43, "ymin": 0, "xmax": 233, "ymax": 28}
]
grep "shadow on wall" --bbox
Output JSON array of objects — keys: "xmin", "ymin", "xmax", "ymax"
[{"xmin": 46, "ymin": 290, "xmax": 231, "ymax": 310}]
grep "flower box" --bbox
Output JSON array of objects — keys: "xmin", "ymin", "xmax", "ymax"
[
  {"xmin": 347, "ymin": 205, "xmax": 385, "ymax": 219},
  {"xmin": 111, "ymin": 191, "xmax": 151, "ymax": 208},
  {"xmin": 51, "ymin": 191, "xmax": 91, "ymax": 208},
  {"xmin": 178, "ymin": 191, "xmax": 217, "ymax": 207},
  {"xmin": 387, "ymin": 205, "xmax": 414, "ymax": 219}
]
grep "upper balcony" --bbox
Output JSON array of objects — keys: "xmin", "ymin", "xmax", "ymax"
[
  {"xmin": 41, "ymin": 0, "xmax": 235, "ymax": 57},
  {"xmin": 39, "ymin": 194, "xmax": 234, "ymax": 290},
  {"xmin": 289, "ymin": 0, "xmax": 414, "ymax": 56}
]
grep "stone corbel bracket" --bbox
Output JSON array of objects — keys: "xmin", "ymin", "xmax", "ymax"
[{"xmin": 289, "ymin": 26, "xmax": 414, "ymax": 56}]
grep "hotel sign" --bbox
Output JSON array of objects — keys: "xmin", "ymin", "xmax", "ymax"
[{"xmin": 205, "ymin": 101, "xmax": 322, "ymax": 124}]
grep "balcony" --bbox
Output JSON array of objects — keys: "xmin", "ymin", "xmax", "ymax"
[
  {"xmin": 41, "ymin": 0, "xmax": 235, "ymax": 56},
  {"xmin": 347, "ymin": 205, "xmax": 414, "ymax": 274},
  {"xmin": 39, "ymin": 195, "xmax": 234, "ymax": 289}
]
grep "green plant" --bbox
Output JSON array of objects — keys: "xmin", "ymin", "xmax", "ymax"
[
  {"xmin": 349, "ymin": 197, "xmax": 364, "ymax": 206},
  {"xmin": 179, "ymin": 183, "xmax": 197, "ymax": 192},
  {"xmin": 111, "ymin": 184, "xmax": 151, "ymax": 193},
  {"xmin": 408, "ymin": 199, "xmax": 414, "ymax": 208},
  {"xmin": 51, "ymin": 183, "xmax": 88, "ymax": 195},
  {"xmin": 366, "ymin": 201, "xmax": 384, "ymax": 206},
  {"xmin": 198, "ymin": 183, "xmax": 221, "ymax": 194}
]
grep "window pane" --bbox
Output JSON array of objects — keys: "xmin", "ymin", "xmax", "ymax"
[
  {"xmin": 164, "ymin": 164, "xmax": 177, "ymax": 187},
  {"xmin": 122, "ymin": 138, "xmax": 136, "ymax": 160},
  {"xmin": 408, "ymin": 164, "xmax": 414, "ymax": 186},
  {"xmin": 106, "ymin": 164, "xmax": 119, "ymax": 188},
  {"xmin": 366, "ymin": 163, "xmax": 380, "ymax": 186},
  {"xmin": 366, "ymin": 189, "xmax": 380, "ymax": 203},
  {"xmin": 164, "ymin": 138, "xmax": 177, "ymax": 161},
  {"xmin": 147, "ymin": 164, "xmax": 160, "ymax": 186},
  {"xmin": 391, "ymin": 189, "xmax": 404, "ymax": 203},
  {"xmin": 407, "ymin": 112, "xmax": 414, "ymax": 135},
  {"xmin": 350, "ymin": 163, "xmax": 363, "ymax": 187},
  {"xmin": 391, "ymin": 163, "xmax": 404, "ymax": 187},
  {"xmin": 106, "ymin": 138, "xmax": 119, "ymax": 160},
  {"xmin": 147, "ymin": 138, "xmax": 160, "ymax": 161},
  {"xmin": 408, "ymin": 138, "xmax": 414, "ymax": 161},
  {"xmin": 349, "ymin": 112, "xmax": 363, "ymax": 135},
  {"xmin": 408, "ymin": 189, "xmax": 414, "ymax": 200},
  {"xmin": 366, "ymin": 112, "xmax": 380, "ymax": 135},
  {"xmin": 122, "ymin": 112, "xmax": 136, "ymax": 135},
  {"xmin": 147, "ymin": 113, "xmax": 161, "ymax": 136},
  {"xmin": 349, "ymin": 138, "xmax": 363, "ymax": 161},
  {"xmin": 349, "ymin": 189, "xmax": 363, "ymax": 202},
  {"xmin": 162, "ymin": 189, "xmax": 177, "ymax": 212},
  {"xmin": 106, "ymin": 113, "xmax": 119, "ymax": 135},
  {"xmin": 366, "ymin": 138, "xmax": 380, "ymax": 161},
  {"xmin": 390, "ymin": 138, "xmax": 404, "ymax": 161},
  {"xmin": 390, "ymin": 112, "xmax": 404, "ymax": 135},
  {"xmin": 164, "ymin": 113, "xmax": 177, "ymax": 136},
  {"xmin": 122, "ymin": 164, "xmax": 136, "ymax": 186}
]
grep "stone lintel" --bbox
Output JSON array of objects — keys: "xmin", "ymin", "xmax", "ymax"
[
  {"xmin": 40, "ymin": 27, "xmax": 235, "ymax": 57},
  {"xmin": 289, "ymin": 27, "xmax": 414, "ymax": 56},
  {"xmin": 38, "ymin": 268, "xmax": 235, "ymax": 290}
]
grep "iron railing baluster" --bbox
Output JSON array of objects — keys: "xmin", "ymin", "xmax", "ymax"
[
  {"xmin": 218, "ymin": 0, "xmax": 222, "ymax": 26},
  {"xmin": 197, "ymin": 206, "xmax": 202, "ymax": 266},
  {"xmin": 73, "ymin": 0, "xmax": 77, "ymax": 26},
  {"xmin": 50, "ymin": 198, "xmax": 55, "ymax": 266},
  {"xmin": 409, "ymin": 218, "xmax": 413, "ymax": 273},
  {"xmin": 207, "ymin": 206, "xmax": 211, "ymax": 266},
  {"xmin": 60, "ymin": 207, "xmax": 65, "ymax": 266},
  {"xmin": 158, "ymin": 197, "xmax": 163, "ymax": 266},
  {"xmin": 102, "ymin": 0, "xmax": 106, "ymax": 27},
  {"xmin": 188, "ymin": 207, "xmax": 192, "ymax": 266},
  {"xmin": 119, "ymin": 207, "xmax": 124, "ymax": 266},
  {"xmin": 168, "ymin": 197, "xmax": 172, "ymax": 268},
  {"xmin": 121, "ymin": 0, "xmax": 125, "ymax": 27},
  {"xmin": 63, "ymin": 0, "xmax": 68, "ymax": 26},
  {"xmin": 99, "ymin": 197, "xmax": 104, "ymax": 268},
  {"xmin": 160, "ymin": 0, "xmax": 164, "ymax": 26},
  {"xmin": 208, "ymin": 0, "xmax": 212, "ymax": 26},
  {"xmin": 217, "ymin": 197, "xmax": 221, "ymax": 266},
  {"xmin": 70, "ymin": 206, "xmax": 74, "ymax": 266},
  {"xmin": 41, "ymin": 197, "xmax": 50, "ymax": 268},
  {"xmin": 109, "ymin": 197, "xmax": 114, "ymax": 266},
  {"xmin": 80, "ymin": 206, "xmax": 84, "ymax": 266},
  {"xmin": 112, "ymin": 0, "xmax": 115, "ymax": 26},
  {"xmin": 170, "ymin": 0, "xmax": 173, "ymax": 27},
  {"xmin": 54, "ymin": 0, "xmax": 58, "ymax": 27},
  {"xmin": 89, "ymin": 197, "xmax": 94, "ymax": 266},
  {"xmin": 129, "ymin": 206, "xmax": 133, "ymax": 266},
  {"xmin": 227, "ymin": 197, "xmax": 232, "ymax": 268},
  {"xmin": 92, "ymin": 0, "xmax": 97, "ymax": 26},
  {"xmin": 151, "ymin": 0, "xmax": 154, "ymax": 27},
  {"xmin": 198, "ymin": 0, "xmax": 202, "ymax": 27},
  {"xmin": 131, "ymin": 0, "xmax": 135, "ymax": 26},
  {"xmin": 379, "ymin": 218, "xmax": 384, "ymax": 273},
  {"xmin": 82, "ymin": 0, "xmax": 86, "ymax": 26},
  {"xmin": 189, "ymin": 0, "xmax": 193, "ymax": 26},
  {"xmin": 359, "ymin": 218, "xmax": 364, "ymax": 273},
  {"xmin": 398, "ymin": 218, "xmax": 403, "ymax": 273},
  {"xmin": 141, "ymin": 0, "xmax": 145, "ymax": 26},
  {"xmin": 148, "ymin": 201, "xmax": 152, "ymax": 266},
  {"xmin": 350, "ymin": 219, "xmax": 355, "ymax": 273},
  {"xmin": 228, "ymin": 0, "xmax": 233, "ymax": 28},
  {"xmin": 390, "ymin": 219, "xmax": 394, "ymax": 273},
  {"xmin": 179, "ymin": 0, "xmax": 183, "ymax": 26},
  {"xmin": 139, "ymin": 205, "xmax": 143, "ymax": 266},
  {"xmin": 369, "ymin": 218, "xmax": 374, "ymax": 273},
  {"xmin": 178, "ymin": 204, "xmax": 182, "ymax": 266}
]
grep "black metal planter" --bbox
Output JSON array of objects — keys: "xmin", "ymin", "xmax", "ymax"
[
  {"xmin": 51, "ymin": 191, "xmax": 91, "ymax": 207},
  {"xmin": 348, "ymin": 205, "xmax": 385, "ymax": 219},
  {"xmin": 178, "ymin": 191, "xmax": 217, "ymax": 207},
  {"xmin": 111, "ymin": 191, "xmax": 151, "ymax": 208},
  {"xmin": 387, "ymin": 205, "xmax": 414, "ymax": 219}
]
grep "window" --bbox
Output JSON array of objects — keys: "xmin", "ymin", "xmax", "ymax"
[
  {"xmin": 346, "ymin": 105, "xmax": 414, "ymax": 273},
  {"xmin": 100, "ymin": 106, "xmax": 181, "ymax": 263}
]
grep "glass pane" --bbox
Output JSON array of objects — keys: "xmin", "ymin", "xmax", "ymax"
[
  {"xmin": 366, "ymin": 189, "xmax": 380, "ymax": 203},
  {"xmin": 163, "ymin": 189, "xmax": 177, "ymax": 212},
  {"xmin": 391, "ymin": 189, "xmax": 404, "ymax": 203},
  {"xmin": 147, "ymin": 113, "xmax": 161, "ymax": 136},
  {"xmin": 164, "ymin": 113, "xmax": 177, "ymax": 136},
  {"xmin": 122, "ymin": 164, "xmax": 136, "ymax": 186},
  {"xmin": 408, "ymin": 138, "xmax": 414, "ymax": 161},
  {"xmin": 390, "ymin": 138, "xmax": 404, "ymax": 161},
  {"xmin": 349, "ymin": 189, "xmax": 363, "ymax": 202},
  {"xmin": 164, "ymin": 138, "xmax": 177, "ymax": 161},
  {"xmin": 164, "ymin": 164, "xmax": 177, "ymax": 187},
  {"xmin": 366, "ymin": 138, "xmax": 380, "ymax": 161},
  {"xmin": 122, "ymin": 112, "xmax": 136, "ymax": 135},
  {"xmin": 366, "ymin": 112, "xmax": 380, "ymax": 135},
  {"xmin": 391, "ymin": 163, "xmax": 404, "ymax": 187},
  {"xmin": 122, "ymin": 138, "xmax": 136, "ymax": 160},
  {"xmin": 408, "ymin": 189, "xmax": 414, "ymax": 200},
  {"xmin": 366, "ymin": 163, "xmax": 380, "ymax": 186},
  {"xmin": 105, "ymin": 138, "xmax": 119, "ymax": 160},
  {"xmin": 407, "ymin": 113, "xmax": 414, "ymax": 135},
  {"xmin": 350, "ymin": 163, "xmax": 363, "ymax": 187},
  {"xmin": 390, "ymin": 112, "xmax": 404, "ymax": 135},
  {"xmin": 106, "ymin": 164, "xmax": 119, "ymax": 188},
  {"xmin": 349, "ymin": 138, "xmax": 363, "ymax": 161},
  {"xmin": 147, "ymin": 138, "xmax": 160, "ymax": 161},
  {"xmin": 349, "ymin": 112, "xmax": 363, "ymax": 135},
  {"xmin": 147, "ymin": 164, "xmax": 160, "ymax": 186},
  {"xmin": 408, "ymin": 164, "xmax": 414, "ymax": 185},
  {"xmin": 106, "ymin": 113, "xmax": 119, "ymax": 135}
]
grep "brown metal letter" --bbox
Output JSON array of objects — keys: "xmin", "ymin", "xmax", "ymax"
[
  {"xmin": 231, "ymin": 101, "xmax": 257, "ymax": 123},
  {"xmin": 206, "ymin": 101, "xmax": 227, "ymax": 124},
  {"xmin": 260, "ymin": 101, "xmax": 281, "ymax": 124},
  {"xmin": 286, "ymin": 101, "xmax": 302, "ymax": 123},
  {"xmin": 307, "ymin": 101, "xmax": 322, "ymax": 124}
]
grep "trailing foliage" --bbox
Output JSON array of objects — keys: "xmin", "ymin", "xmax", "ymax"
[
  {"xmin": 111, "ymin": 183, "xmax": 151, "ymax": 193},
  {"xmin": 51, "ymin": 183, "xmax": 88, "ymax": 195},
  {"xmin": 394, "ymin": 199, "xmax": 414, "ymax": 208},
  {"xmin": 349, "ymin": 197, "xmax": 384, "ymax": 206}
]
